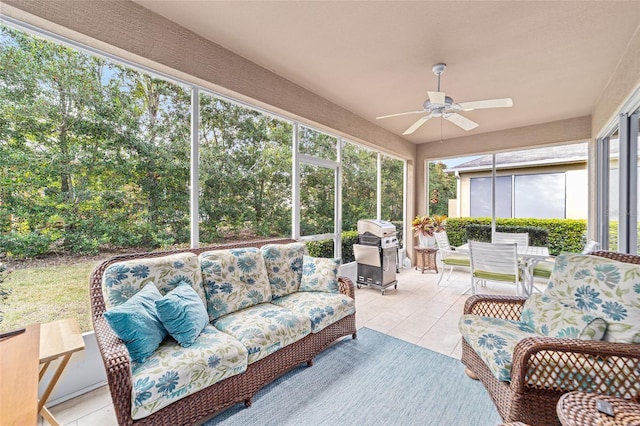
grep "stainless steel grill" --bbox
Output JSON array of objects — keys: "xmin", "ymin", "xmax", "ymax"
[{"xmin": 353, "ymin": 219, "xmax": 399, "ymax": 295}]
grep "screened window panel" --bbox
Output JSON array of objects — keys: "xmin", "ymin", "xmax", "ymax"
[
  {"xmin": 341, "ymin": 142, "xmax": 376, "ymax": 231},
  {"xmin": 198, "ymin": 92, "xmax": 293, "ymax": 243},
  {"xmin": 514, "ymin": 173, "xmax": 565, "ymax": 218},
  {"xmin": 298, "ymin": 126, "xmax": 337, "ymax": 161},
  {"xmin": 300, "ymin": 164, "xmax": 335, "ymax": 236}
]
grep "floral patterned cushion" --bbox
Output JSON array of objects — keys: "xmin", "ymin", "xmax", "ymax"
[
  {"xmin": 459, "ymin": 314, "xmax": 539, "ymax": 382},
  {"xmin": 299, "ymin": 255, "xmax": 341, "ymax": 293},
  {"xmin": 260, "ymin": 242, "xmax": 307, "ymax": 299},
  {"xmin": 546, "ymin": 253, "xmax": 640, "ymax": 343},
  {"xmin": 521, "ymin": 293, "xmax": 607, "ymax": 340},
  {"xmin": 270, "ymin": 292, "xmax": 355, "ymax": 332},
  {"xmin": 199, "ymin": 248, "xmax": 272, "ymax": 322},
  {"xmin": 130, "ymin": 325, "xmax": 247, "ymax": 420},
  {"xmin": 102, "ymin": 253, "xmax": 205, "ymax": 309},
  {"xmin": 213, "ymin": 303, "xmax": 311, "ymax": 364}
]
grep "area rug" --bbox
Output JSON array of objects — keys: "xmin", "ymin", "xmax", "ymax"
[{"xmin": 206, "ymin": 327, "xmax": 501, "ymax": 426}]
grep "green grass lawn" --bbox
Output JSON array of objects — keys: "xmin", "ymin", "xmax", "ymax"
[{"xmin": 0, "ymin": 260, "xmax": 100, "ymax": 333}]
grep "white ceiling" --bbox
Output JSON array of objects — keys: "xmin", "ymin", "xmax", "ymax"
[{"xmin": 133, "ymin": 1, "xmax": 640, "ymax": 144}]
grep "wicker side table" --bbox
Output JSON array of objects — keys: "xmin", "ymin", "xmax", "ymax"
[
  {"xmin": 557, "ymin": 391, "xmax": 640, "ymax": 426},
  {"xmin": 415, "ymin": 246, "xmax": 438, "ymax": 274}
]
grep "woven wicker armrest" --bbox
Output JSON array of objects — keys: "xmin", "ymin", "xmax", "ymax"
[
  {"xmin": 510, "ymin": 336, "xmax": 640, "ymax": 398},
  {"xmin": 91, "ymin": 314, "xmax": 134, "ymax": 425},
  {"xmin": 338, "ymin": 276, "xmax": 355, "ymax": 299},
  {"xmin": 463, "ymin": 294, "xmax": 527, "ymax": 320}
]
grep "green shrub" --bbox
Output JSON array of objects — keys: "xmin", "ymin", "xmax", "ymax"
[
  {"xmin": 306, "ymin": 230, "xmax": 359, "ymax": 263},
  {"xmin": 0, "ymin": 232, "xmax": 52, "ymax": 258},
  {"xmin": 465, "ymin": 224, "xmax": 549, "ymax": 246},
  {"xmin": 445, "ymin": 218, "xmax": 587, "ymax": 255}
]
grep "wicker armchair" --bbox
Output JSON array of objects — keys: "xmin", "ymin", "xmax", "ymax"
[{"xmin": 460, "ymin": 251, "xmax": 640, "ymax": 426}]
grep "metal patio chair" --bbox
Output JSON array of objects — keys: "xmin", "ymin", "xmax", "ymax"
[
  {"xmin": 433, "ymin": 231, "xmax": 470, "ymax": 286},
  {"xmin": 468, "ymin": 240, "xmax": 523, "ymax": 295}
]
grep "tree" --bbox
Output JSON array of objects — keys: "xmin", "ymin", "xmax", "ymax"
[{"xmin": 428, "ymin": 161, "xmax": 456, "ymax": 216}]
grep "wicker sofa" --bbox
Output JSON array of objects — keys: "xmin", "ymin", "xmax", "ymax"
[
  {"xmin": 90, "ymin": 238, "xmax": 357, "ymax": 425},
  {"xmin": 459, "ymin": 250, "xmax": 640, "ymax": 426}
]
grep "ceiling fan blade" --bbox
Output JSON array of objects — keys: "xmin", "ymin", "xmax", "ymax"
[
  {"xmin": 444, "ymin": 113, "xmax": 478, "ymax": 131},
  {"xmin": 458, "ymin": 98, "xmax": 513, "ymax": 111},
  {"xmin": 376, "ymin": 110, "xmax": 424, "ymax": 120},
  {"xmin": 403, "ymin": 116, "xmax": 431, "ymax": 135},
  {"xmin": 428, "ymin": 91, "xmax": 446, "ymax": 105}
]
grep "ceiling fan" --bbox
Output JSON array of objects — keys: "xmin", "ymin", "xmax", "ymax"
[{"xmin": 376, "ymin": 63, "xmax": 513, "ymax": 135}]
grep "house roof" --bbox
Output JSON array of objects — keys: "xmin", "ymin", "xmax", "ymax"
[{"xmin": 446, "ymin": 143, "xmax": 589, "ymax": 172}]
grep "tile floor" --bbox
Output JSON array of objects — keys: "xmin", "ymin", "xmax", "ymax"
[{"xmin": 44, "ymin": 265, "xmax": 542, "ymax": 425}]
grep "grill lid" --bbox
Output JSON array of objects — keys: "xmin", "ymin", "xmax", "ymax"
[{"xmin": 357, "ymin": 219, "xmax": 396, "ymax": 238}]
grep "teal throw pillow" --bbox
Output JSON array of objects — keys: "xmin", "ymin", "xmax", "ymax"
[
  {"xmin": 155, "ymin": 283, "xmax": 209, "ymax": 347},
  {"xmin": 299, "ymin": 255, "xmax": 340, "ymax": 293},
  {"xmin": 103, "ymin": 282, "xmax": 167, "ymax": 363}
]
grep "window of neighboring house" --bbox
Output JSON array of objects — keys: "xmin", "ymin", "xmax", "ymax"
[
  {"xmin": 471, "ymin": 173, "xmax": 567, "ymax": 218},
  {"xmin": 514, "ymin": 173, "xmax": 566, "ymax": 218},
  {"xmin": 470, "ymin": 176, "xmax": 512, "ymax": 217}
]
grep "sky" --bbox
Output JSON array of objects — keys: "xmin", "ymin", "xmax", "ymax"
[{"xmin": 440, "ymin": 155, "xmax": 480, "ymax": 168}]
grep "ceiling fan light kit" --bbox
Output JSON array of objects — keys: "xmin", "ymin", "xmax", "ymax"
[{"xmin": 377, "ymin": 62, "xmax": 513, "ymax": 135}]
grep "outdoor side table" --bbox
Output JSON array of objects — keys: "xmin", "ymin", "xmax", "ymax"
[
  {"xmin": 415, "ymin": 246, "xmax": 438, "ymax": 274},
  {"xmin": 39, "ymin": 318, "xmax": 85, "ymax": 426},
  {"xmin": 557, "ymin": 391, "xmax": 640, "ymax": 426},
  {"xmin": 0, "ymin": 323, "xmax": 40, "ymax": 425}
]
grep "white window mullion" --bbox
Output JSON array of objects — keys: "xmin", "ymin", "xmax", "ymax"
[
  {"xmin": 619, "ymin": 114, "xmax": 631, "ymax": 253},
  {"xmin": 292, "ymin": 123, "xmax": 301, "ymax": 240},
  {"xmin": 190, "ymin": 87, "xmax": 200, "ymax": 248},
  {"xmin": 376, "ymin": 153, "xmax": 382, "ymax": 220},
  {"xmin": 629, "ymin": 112, "xmax": 639, "ymax": 254}
]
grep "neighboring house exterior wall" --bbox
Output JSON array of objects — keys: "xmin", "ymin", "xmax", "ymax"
[{"xmin": 453, "ymin": 162, "xmax": 588, "ymax": 219}]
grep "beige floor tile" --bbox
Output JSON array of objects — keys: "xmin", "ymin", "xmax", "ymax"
[
  {"xmin": 49, "ymin": 386, "xmax": 112, "ymax": 426},
  {"xmin": 76, "ymin": 404, "xmax": 117, "ymax": 426}
]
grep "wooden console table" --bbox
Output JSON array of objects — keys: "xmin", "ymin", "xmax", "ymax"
[
  {"xmin": 38, "ymin": 318, "xmax": 85, "ymax": 426},
  {"xmin": 0, "ymin": 324, "xmax": 40, "ymax": 425},
  {"xmin": 415, "ymin": 246, "xmax": 438, "ymax": 274}
]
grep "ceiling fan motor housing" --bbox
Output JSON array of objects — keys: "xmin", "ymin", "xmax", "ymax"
[{"xmin": 423, "ymin": 95, "xmax": 455, "ymax": 111}]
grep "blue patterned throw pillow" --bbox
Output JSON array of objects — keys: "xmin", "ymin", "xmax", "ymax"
[
  {"xmin": 155, "ymin": 282, "xmax": 209, "ymax": 347},
  {"xmin": 103, "ymin": 282, "xmax": 167, "ymax": 363},
  {"xmin": 299, "ymin": 255, "xmax": 341, "ymax": 293}
]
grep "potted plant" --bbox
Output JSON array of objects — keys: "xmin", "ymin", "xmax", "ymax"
[{"xmin": 412, "ymin": 214, "xmax": 447, "ymax": 247}]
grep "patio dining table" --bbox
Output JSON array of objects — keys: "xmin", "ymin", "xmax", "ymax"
[{"xmin": 456, "ymin": 243, "xmax": 550, "ymax": 296}]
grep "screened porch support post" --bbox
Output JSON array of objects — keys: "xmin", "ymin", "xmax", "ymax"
[
  {"xmin": 595, "ymin": 136, "xmax": 609, "ymax": 249},
  {"xmin": 491, "ymin": 153, "xmax": 497, "ymax": 237},
  {"xmin": 190, "ymin": 87, "xmax": 199, "ymax": 249},
  {"xmin": 335, "ymin": 139, "xmax": 343, "ymax": 259},
  {"xmin": 292, "ymin": 123, "xmax": 301, "ymax": 240},
  {"xmin": 376, "ymin": 153, "xmax": 382, "ymax": 220},
  {"xmin": 619, "ymin": 114, "xmax": 630, "ymax": 253},
  {"xmin": 629, "ymin": 112, "xmax": 639, "ymax": 254}
]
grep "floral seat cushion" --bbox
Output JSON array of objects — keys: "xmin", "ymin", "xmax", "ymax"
[
  {"xmin": 270, "ymin": 292, "xmax": 355, "ymax": 332},
  {"xmin": 213, "ymin": 303, "xmax": 311, "ymax": 364},
  {"xmin": 521, "ymin": 293, "xmax": 607, "ymax": 340},
  {"xmin": 459, "ymin": 314, "xmax": 539, "ymax": 382},
  {"xmin": 130, "ymin": 325, "xmax": 248, "ymax": 420},
  {"xmin": 260, "ymin": 242, "xmax": 307, "ymax": 299},
  {"xmin": 102, "ymin": 253, "xmax": 205, "ymax": 309},
  {"xmin": 546, "ymin": 253, "xmax": 640, "ymax": 343},
  {"xmin": 199, "ymin": 248, "xmax": 272, "ymax": 321}
]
